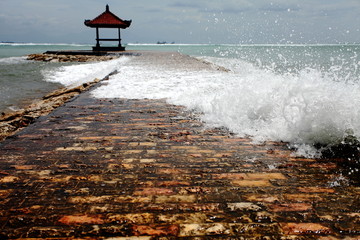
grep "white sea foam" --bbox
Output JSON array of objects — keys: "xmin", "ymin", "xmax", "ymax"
[
  {"xmin": 0, "ymin": 56, "xmax": 28, "ymax": 65},
  {"xmin": 91, "ymin": 55, "xmax": 360, "ymax": 157},
  {"xmin": 42, "ymin": 57, "xmax": 130, "ymax": 87}
]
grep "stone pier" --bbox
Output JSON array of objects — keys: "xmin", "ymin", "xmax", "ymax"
[{"xmin": 0, "ymin": 52, "xmax": 359, "ymax": 239}]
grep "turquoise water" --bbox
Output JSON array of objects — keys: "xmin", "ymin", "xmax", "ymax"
[
  {"xmin": 128, "ymin": 43, "xmax": 360, "ymax": 80},
  {"xmin": 0, "ymin": 43, "xmax": 92, "ymax": 58},
  {"xmin": 0, "ymin": 44, "xmax": 93, "ymax": 113}
]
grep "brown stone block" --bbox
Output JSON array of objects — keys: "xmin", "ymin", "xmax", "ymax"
[
  {"xmin": 348, "ymin": 212, "xmax": 360, "ymax": 221},
  {"xmin": 284, "ymin": 194, "xmax": 324, "ymax": 202},
  {"xmin": 170, "ymin": 146, "xmax": 200, "ymax": 151},
  {"xmin": 69, "ymin": 176, "xmax": 89, "ymax": 181},
  {"xmin": 114, "ymin": 196, "xmax": 152, "ymax": 203},
  {"xmin": 6, "ymin": 214, "xmax": 51, "ymax": 229},
  {"xmin": 16, "ymin": 134, "xmax": 44, "ymax": 139},
  {"xmin": 129, "ymin": 142, "xmax": 157, "ymax": 147},
  {"xmin": 157, "ymin": 169, "xmax": 188, "ymax": 174},
  {"xmin": 132, "ymin": 224, "xmax": 179, "ymax": 236},
  {"xmin": 78, "ymin": 136, "xmax": 127, "ymax": 140},
  {"xmin": 142, "ymin": 203, "xmax": 177, "ymax": 212},
  {"xmin": 16, "ymin": 226, "xmax": 73, "ymax": 239},
  {"xmin": 157, "ymin": 213, "xmax": 208, "ymax": 224},
  {"xmin": 48, "ymin": 176, "xmax": 72, "ymax": 182},
  {"xmin": 308, "ymin": 163, "xmax": 337, "ymax": 169},
  {"xmin": 246, "ymin": 173, "xmax": 287, "ymax": 180},
  {"xmin": 9, "ymin": 207, "xmax": 35, "ymax": 214},
  {"xmin": 211, "ymin": 136, "xmax": 228, "ymax": 139},
  {"xmin": 189, "ymin": 153, "xmax": 203, "ymax": 158},
  {"xmin": 140, "ymin": 159, "xmax": 156, "ymax": 163},
  {"xmin": 56, "ymin": 146, "xmax": 114, "ymax": 151},
  {"xmin": 213, "ymin": 153, "xmax": 233, "ymax": 158},
  {"xmin": 88, "ymin": 175, "xmax": 103, "ymax": 181},
  {"xmin": 155, "ymin": 195, "xmax": 196, "ymax": 203},
  {"xmin": 147, "ymin": 124, "xmax": 174, "ymax": 128},
  {"xmin": 281, "ymin": 222, "xmax": 332, "ymax": 235},
  {"xmin": 123, "ymin": 158, "xmax": 136, "ymax": 163},
  {"xmin": 146, "ymin": 150, "xmax": 158, "ymax": 154},
  {"xmin": 254, "ymin": 211, "xmax": 276, "ymax": 223},
  {"xmin": 205, "ymin": 157, "xmax": 220, "ymax": 162},
  {"xmin": 12, "ymin": 165, "xmax": 37, "ymax": 170},
  {"xmin": 179, "ymin": 223, "xmax": 230, "ymax": 237},
  {"xmin": 58, "ymin": 215, "xmax": 104, "ymax": 225},
  {"xmin": 214, "ymin": 173, "xmax": 286, "ymax": 181},
  {"xmin": 232, "ymin": 180, "xmax": 272, "ymax": 187},
  {"xmin": 178, "ymin": 186, "xmax": 213, "ymax": 194},
  {"xmin": 223, "ymin": 138, "xmax": 249, "ymax": 143},
  {"xmin": 0, "ymin": 170, "xmax": 10, "ymax": 176},
  {"xmin": 134, "ymin": 188, "xmax": 174, "ymax": 196},
  {"xmin": 196, "ymin": 150, "xmax": 216, "ymax": 154},
  {"xmin": 242, "ymin": 164, "xmax": 254, "ymax": 168},
  {"xmin": 120, "ymin": 150, "xmax": 143, "ymax": 155},
  {"xmin": 68, "ymin": 196, "xmax": 113, "ymax": 204},
  {"xmin": 139, "ymin": 181, "xmax": 155, "ymax": 187},
  {"xmin": 57, "ymin": 164, "xmax": 71, "ymax": 169},
  {"xmin": 107, "ymin": 213, "xmax": 154, "ymax": 224},
  {"xmin": 121, "ymin": 164, "xmax": 135, "ymax": 169},
  {"xmin": 213, "ymin": 173, "xmax": 247, "ymax": 180},
  {"xmin": 23, "ymin": 170, "xmax": 52, "ymax": 177},
  {"xmin": 177, "ymin": 203, "xmax": 221, "ymax": 212},
  {"xmin": 245, "ymin": 195, "xmax": 281, "ymax": 203},
  {"xmin": 108, "ymin": 163, "xmax": 122, "ymax": 169},
  {"xmin": 0, "ymin": 175, "xmax": 19, "ymax": 182},
  {"xmin": 187, "ymin": 135, "xmax": 201, "ymax": 140},
  {"xmin": 289, "ymin": 157, "xmax": 317, "ymax": 162},
  {"xmin": 230, "ymin": 223, "xmax": 281, "ymax": 236},
  {"xmin": 157, "ymin": 181, "xmax": 191, "ymax": 187},
  {"xmin": 334, "ymin": 221, "xmax": 360, "ymax": 234},
  {"xmin": 298, "ymin": 187, "xmax": 335, "ymax": 193},
  {"xmin": 268, "ymin": 203, "xmax": 313, "ymax": 212},
  {"xmin": 227, "ymin": 202, "xmax": 262, "ymax": 211},
  {"xmin": 0, "ymin": 189, "xmax": 11, "ymax": 198}
]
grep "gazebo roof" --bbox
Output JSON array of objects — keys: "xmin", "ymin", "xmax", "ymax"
[{"xmin": 84, "ymin": 5, "xmax": 131, "ymax": 29}]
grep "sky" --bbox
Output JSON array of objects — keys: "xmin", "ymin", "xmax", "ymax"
[{"xmin": 1, "ymin": 0, "xmax": 360, "ymax": 44}]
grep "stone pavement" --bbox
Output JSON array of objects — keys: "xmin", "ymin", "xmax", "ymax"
[{"xmin": 0, "ymin": 52, "xmax": 359, "ymax": 239}]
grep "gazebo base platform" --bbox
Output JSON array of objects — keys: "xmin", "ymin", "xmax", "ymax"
[{"xmin": 92, "ymin": 46, "xmax": 126, "ymax": 51}]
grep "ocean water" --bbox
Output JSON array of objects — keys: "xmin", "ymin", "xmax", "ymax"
[
  {"xmin": 1, "ymin": 43, "xmax": 360, "ymax": 159},
  {"xmin": 0, "ymin": 43, "xmax": 117, "ymax": 112}
]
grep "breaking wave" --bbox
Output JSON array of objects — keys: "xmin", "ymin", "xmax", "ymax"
[
  {"xmin": 42, "ymin": 57, "xmax": 130, "ymax": 87},
  {"xmin": 0, "ymin": 56, "xmax": 28, "ymax": 65}
]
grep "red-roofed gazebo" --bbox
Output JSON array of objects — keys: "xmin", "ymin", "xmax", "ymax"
[{"xmin": 85, "ymin": 5, "xmax": 132, "ymax": 51}]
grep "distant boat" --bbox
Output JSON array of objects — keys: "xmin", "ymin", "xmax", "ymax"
[{"xmin": 157, "ymin": 41, "xmax": 175, "ymax": 44}]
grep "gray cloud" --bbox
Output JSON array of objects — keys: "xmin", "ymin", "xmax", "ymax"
[
  {"xmin": 168, "ymin": 3, "xmax": 201, "ymax": 9},
  {"xmin": 1, "ymin": 0, "xmax": 359, "ymax": 44}
]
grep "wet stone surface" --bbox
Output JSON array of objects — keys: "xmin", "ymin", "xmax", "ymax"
[{"xmin": 0, "ymin": 53, "xmax": 360, "ymax": 239}]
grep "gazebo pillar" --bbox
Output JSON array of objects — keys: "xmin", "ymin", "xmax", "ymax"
[
  {"xmin": 96, "ymin": 27, "xmax": 100, "ymax": 48},
  {"xmin": 118, "ymin": 28, "xmax": 122, "ymax": 47}
]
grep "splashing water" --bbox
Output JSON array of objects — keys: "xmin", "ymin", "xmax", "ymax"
[
  {"xmin": 42, "ymin": 57, "xmax": 130, "ymax": 87},
  {"xmin": 194, "ymin": 59, "xmax": 360, "ymax": 157}
]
